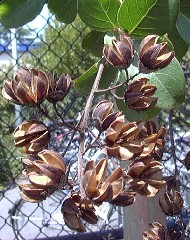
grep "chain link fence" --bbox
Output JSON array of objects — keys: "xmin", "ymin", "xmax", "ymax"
[
  {"xmin": 0, "ymin": 4, "xmax": 190, "ymax": 240},
  {"xmin": 0, "ymin": 6, "xmax": 123, "ymax": 240}
]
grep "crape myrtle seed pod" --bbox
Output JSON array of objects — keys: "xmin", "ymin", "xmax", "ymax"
[
  {"xmin": 139, "ymin": 35, "xmax": 174, "ymax": 73},
  {"xmin": 124, "ymin": 78, "xmax": 157, "ymax": 111},
  {"xmin": 46, "ymin": 73, "xmax": 71, "ymax": 103},
  {"xmin": 2, "ymin": 68, "xmax": 49, "ymax": 106},
  {"xmin": 13, "ymin": 120, "xmax": 50, "ymax": 154},
  {"xmin": 103, "ymin": 34, "xmax": 134, "ymax": 68},
  {"xmin": 92, "ymin": 100, "xmax": 122, "ymax": 131}
]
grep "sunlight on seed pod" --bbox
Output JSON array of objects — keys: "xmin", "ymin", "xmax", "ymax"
[
  {"xmin": 136, "ymin": 121, "xmax": 166, "ymax": 159},
  {"xmin": 19, "ymin": 184, "xmax": 54, "ymax": 203},
  {"xmin": 104, "ymin": 115, "xmax": 143, "ymax": 160},
  {"xmin": 61, "ymin": 192, "xmax": 98, "ymax": 232},
  {"xmin": 92, "ymin": 100, "xmax": 122, "ymax": 132},
  {"xmin": 18, "ymin": 150, "xmax": 69, "ymax": 202},
  {"xmin": 2, "ymin": 68, "xmax": 49, "ymax": 106},
  {"xmin": 125, "ymin": 156, "xmax": 165, "ymax": 197},
  {"xmin": 143, "ymin": 222, "xmax": 166, "ymax": 240},
  {"xmin": 25, "ymin": 150, "xmax": 68, "ymax": 189},
  {"xmin": 13, "ymin": 120, "xmax": 50, "ymax": 154},
  {"xmin": 83, "ymin": 158, "xmax": 125, "ymax": 204}
]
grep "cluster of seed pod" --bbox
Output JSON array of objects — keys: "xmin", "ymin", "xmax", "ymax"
[
  {"xmin": 103, "ymin": 34, "xmax": 174, "ymax": 112},
  {"xmin": 2, "ymin": 68, "xmax": 71, "ymax": 106},
  {"xmin": 1, "ymin": 32, "xmax": 184, "ymax": 234}
]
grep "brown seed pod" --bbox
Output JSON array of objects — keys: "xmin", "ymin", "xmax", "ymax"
[
  {"xmin": 139, "ymin": 35, "xmax": 174, "ymax": 73},
  {"xmin": 2, "ymin": 68, "xmax": 49, "ymax": 106}
]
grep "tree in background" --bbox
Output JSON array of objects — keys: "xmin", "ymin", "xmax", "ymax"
[
  {"xmin": 26, "ymin": 17, "xmax": 97, "ymax": 78},
  {"xmin": 0, "ymin": 67, "xmax": 23, "ymax": 188}
]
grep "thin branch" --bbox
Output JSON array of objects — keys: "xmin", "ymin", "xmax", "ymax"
[
  {"xmin": 111, "ymin": 91, "xmax": 124, "ymax": 100},
  {"xmin": 77, "ymin": 57, "xmax": 106, "ymax": 198},
  {"xmin": 95, "ymin": 72, "xmax": 139, "ymax": 94}
]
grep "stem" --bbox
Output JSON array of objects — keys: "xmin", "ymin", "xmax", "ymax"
[
  {"xmin": 111, "ymin": 91, "xmax": 124, "ymax": 100},
  {"xmin": 125, "ymin": 68, "xmax": 129, "ymax": 82},
  {"xmin": 78, "ymin": 57, "xmax": 106, "ymax": 198},
  {"xmin": 95, "ymin": 72, "xmax": 139, "ymax": 94}
]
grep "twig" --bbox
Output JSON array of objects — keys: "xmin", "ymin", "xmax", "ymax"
[
  {"xmin": 111, "ymin": 91, "xmax": 124, "ymax": 100},
  {"xmin": 95, "ymin": 72, "xmax": 139, "ymax": 94},
  {"xmin": 78, "ymin": 57, "xmax": 106, "ymax": 198},
  {"xmin": 62, "ymin": 115, "xmax": 83, "ymax": 158}
]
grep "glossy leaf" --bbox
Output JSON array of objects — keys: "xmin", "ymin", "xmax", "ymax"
[
  {"xmin": 118, "ymin": 0, "xmax": 179, "ymax": 37},
  {"xmin": 74, "ymin": 62, "xmax": 118, "ymax": 95},
  {"xmin": 78, "ymin": 0, "xmax": 120, "ymax": 32},
  {"xmin": 48, "ymin": 0, "xmax": 77, "ymax": 24},
  {"xmin": 0, "ymin": 0, "xmax": 47, "ymax": 28},
  {"xmin": 82, "ymin": 31, "xmax": 105, "ymax": 57}
]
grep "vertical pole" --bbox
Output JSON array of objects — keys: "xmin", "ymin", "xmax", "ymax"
[
  {"xmin": 122, "ymin": 118, "xmax": 166, "ymax": 239},
  {"xmin": 11, "ymin": 29, "xmax": 22, "ymax": 126},
  {"xmin": 123, "ymin": 190, "xmax": 166, "ymax": 240}
]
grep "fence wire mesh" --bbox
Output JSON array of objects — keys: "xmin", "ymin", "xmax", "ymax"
[
  {"xmin": 0, "ymin": 4, "xmax": 190, "ymax": 240},
  {"xmin": 0, "ymin": 6, "xmax": 122, "ymax": 240}
]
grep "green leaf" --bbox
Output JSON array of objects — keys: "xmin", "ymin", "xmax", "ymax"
[
  {"xmin": 78, "ymin": 0, "xmax": 120, "ymax": 32},
  {"xmin": 116, "ymin": 58, "xmax": 185, "ymax": 121},
  {"xmin": 82, "ymin": 31, "xmax": 105, "ymax": 57},
  {"xmin": 168, "ymin": 25, "xmax": 189, "ymax": 61},
  {"xmin": 115, "ymin": 67, "xmax": 160, "ymax": 121},
  {"xmin": 176, "ymin": 0, "xmax": 190, "ymax": 44},
  {"xmin": 116, "ymin": 99, "xmax": 161, "ymax": 121},
  {"xmin": 180, "ymin": 0, "xmax": 190, "ymax": 19},
  {"xmin": 118, "ymin": 0, "xmax": 179, "ymax": 37},
  {"xmin": 48, "ymin": 0, "xmax": 77, "ymax": 24},
  {"xmin": 176, "ymin": 14, "xmax": 190, "ymax": 44},
  {"xmin": 0, "ymin": 0, "xmax": 47, "ymax": 28},
  {"xmin": 74, "ymin": 62, "xmax": 118, "ymax": 95},
  {"xmin": 149, "ymin": 58, "xmax": 185, "ymax": 109}
]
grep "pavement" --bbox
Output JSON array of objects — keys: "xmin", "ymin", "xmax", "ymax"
[
  {"xmin": 0, "ymin": 185, "xmax": 20, "ymax": 240},
  {"xmin": 0, "ymin": 181, "xmax": 122, "ymax": 240}
]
